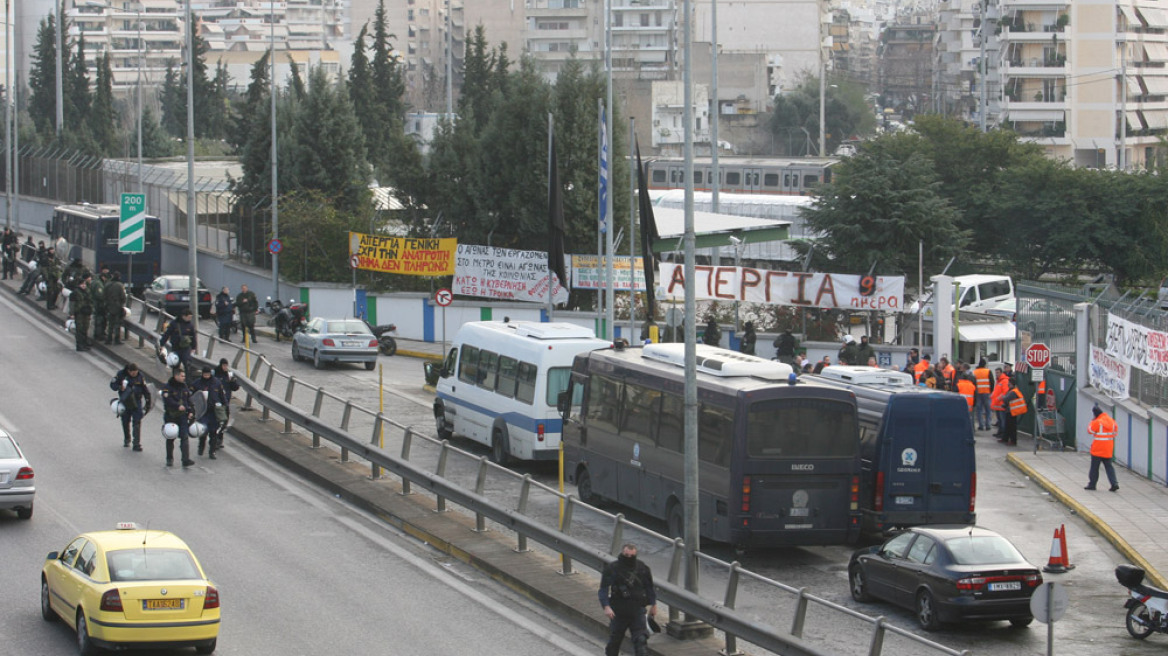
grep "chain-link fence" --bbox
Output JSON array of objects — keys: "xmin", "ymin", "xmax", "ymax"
[{"xmin": 1086, "ymin": 287, "xmax": 1168, "ymax": 409}]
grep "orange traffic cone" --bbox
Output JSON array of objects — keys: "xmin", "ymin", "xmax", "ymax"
[{"xmin": 1043, "ymin": 524, "xmax": 1076, "ymax": 573}]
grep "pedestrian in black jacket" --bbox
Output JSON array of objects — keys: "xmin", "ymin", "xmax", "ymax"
[
  {"xmin": 161, "ymin": 369, "xmax": 195, "ymax": 467},
  {"xmin": 598, "ymin": 543, "xmax": 657, "ymax": 656},
  {"xmin": 110, "ymin": 363, "xmax": 152, "ymax": 451}
]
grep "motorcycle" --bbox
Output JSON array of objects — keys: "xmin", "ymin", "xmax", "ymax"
[
  {"xmin": 271, "ymin": 300, "xmax": 308, "ymax": 341},
  {"xmin": 1117, "ymin": 564, "xmax": 1168, "ymax": 639},
  {"xmin": 365, "ymin": 321, "xmax": 398, "ymax": 356},
  {"xmin": 261, "ymin": 297, "xmax": 284, "ymax": 316}
]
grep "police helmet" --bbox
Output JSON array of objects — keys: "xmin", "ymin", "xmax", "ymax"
[
  {"xmin": 162, "ymin": 423, "xmax": 180, "ymax": 439},
  {"xmin": 27, "ymin": 260, "xmax": 37, "ymax": 271},
  {"xmin": 110, "ymin": 399, "xmax": 126, "ymax": 417},
  {"xmin": 166, "ymin": 352, "xmax": 181, "ymax": 368},
  {"xmin": 157, "ymin": 346, "xmax": 169, "ymax": 364},
  {"xmin": 37, "ymin": 281, "xmax": 46, "ymax": 293},
  {"xmin": 124, "ymin": 306, "xmax": 132, "ymax": 318},
  {"xmin": 65, "ymin": 319, "xmax": 76, "ymax": 333},
  {"xmin": 188, "ymin": 421, "xmax": 207, "ymax": 438},
  {"xmin": 61, "ymin": 287, "xmax": 72, "ymax": 299}
]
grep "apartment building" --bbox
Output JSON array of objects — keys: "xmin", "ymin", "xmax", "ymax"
[
  {"xmin": 878, "ymin": 19, "xmax": 936, "ymax": 115},
  {"xmin": 934, "ymin": 0, "xmax": 1001, "ymax": 123}
]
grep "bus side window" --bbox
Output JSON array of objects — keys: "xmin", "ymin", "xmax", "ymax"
[
  {"xmin": 441, "ymin": 348, "xmax": 457, "ymax": 378},
  {"xmin": 516, "ymin": 362, "xmax": 538, "ymax": 405},
  {"xmin": 496, "ymin": 356, "xmax": 518, "ymax": 398},
  {"xmin": 458, "ymin": 345, "xmax": 479, "ymax": 384},
  {"xmin": 656, "ymin": 394, "xmax": 683, "ymax": 452},
  {"xmin": 478, "ymin": 350, "xmax": 499, "ymax": 389},
  {"xmin": 585, "ymin": 375, "xmax": 621, "ymax": 434},
  {"xmin": 620, "ymin": 384, "xmax": 660, "ymax": 443},
  {"xmin": 698, "ymin": 404, "xmax": 733, "ymax": 466}
]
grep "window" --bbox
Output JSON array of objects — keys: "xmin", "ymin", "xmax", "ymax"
[
  {"xmin": 496, "ymin": 356, "xmax": 518, "ymax": 397},
  {"xmin": 458, "ymin": 345, "xmax": 480, "ymax": 384},
  {"xmin": 746, "ymin": 399, "xmax": 858, "ymax": 458},
  {"xmin": 516, "ymin": 362, "xmax": 538, "ymax": 404},
  {"xmin": 640, "ymin": 13, "xmax": 649, "ymax": 26},
  {"xmin": 478, "ymin": 350, "xmax": 499, "ymax": 389},
  {"xmin": 763, "ymin": 173, "xmax": 779, "ymax": 187},
  {"xmin": 803, "ymin": 174, "xmax": 820, "ymax": 187},
  {"xmin": 60, "ymin": 538, "xmax": 86, "ymax": 568},
  {"xmin": 945, "ymin": 535, "xmax": 1025, "ymax": 565},
  {"xmin": 546, "ymin": 367, "xmax": 573, "ymax": 406},
  {"xmin": 652, "ymin": 169, "xmax": 666, "ymax": 183},
  {"xmin": 585, "ymin": 375, "xmax": 621, "ymax": 433},
  {"xmin": 656, "ymin": 393, "xmax": 683, "ymax": 451},
  {"xmin": 881, "ymin": 532, "xmax": 915, "ymax": 558},
  {"xmin": 108, "ymin": 549, "xmax": 202, "ymax": 581},
  {"xmin": 725, "ymin": 171, "xmax": 741, "ymax": 186},
  {"xmin": 906, "ymin": 535, "xmax": 936, "ymax": 564},
  {"xmin": 977, "ymin": 280, "xmax": 1011, "ymax": 301},
  {"xmin": 75, "ymin": 542, "xmax": 98, "ymax": 576},
  {"xmin": 441, "ymin": 348, "xmax": 457, "ymax": 378},
  {"xmin": 621, "ymin": 384, "xmax": 661, "ymax": 442},
  {"xmin": 698, "ymin": 404, "xmax": 733, "ymax": 466}
]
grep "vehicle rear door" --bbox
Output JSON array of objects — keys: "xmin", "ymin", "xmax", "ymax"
[
  {"xmin": 881, "ymin": 397, "xmax": 929, "ymax": 517},
  {"xmin": 925, "ymin": 398, "xmax": 975, "ymax": 522}
]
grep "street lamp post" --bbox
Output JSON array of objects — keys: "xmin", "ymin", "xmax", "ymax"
[
  {"xmin": 56, "ymin": 0, "xmax": 64, "ymax": 134},
  {"xmin": 270, "ymin": 0, "xmax": 279, "ymax": 300}
]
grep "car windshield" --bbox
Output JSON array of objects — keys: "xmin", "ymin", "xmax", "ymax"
[
  {"xmin": 945, "ymin": 535, "xmax": 1026, "ymax": 565},
  {"xmin": 107, "ymin": 548, "xmax": 202, "ymax": 581},
  {"xmin": 0, "ymin": 436, "xmax": 18, "ymax": 459},
  {"xmin": 326, "ymin": 321, "xmax": 372, "ymax": 335}
]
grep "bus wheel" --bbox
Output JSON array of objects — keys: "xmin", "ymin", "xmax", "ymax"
[
  {"xmin": 666, "ymin": 501, "xmax": 684, "ymax": 539},
  {"xmin": 490, "ymin": 427, "xmax": 511, "ymax": 466},
  {"xmin": 576, "ymin": 468, "xmax": 596, "ymax": 505}
]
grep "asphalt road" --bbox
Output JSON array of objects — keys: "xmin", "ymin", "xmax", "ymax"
[{"xmin": 0, "ymin": 295, "xmax": 605, "ymax": 656}]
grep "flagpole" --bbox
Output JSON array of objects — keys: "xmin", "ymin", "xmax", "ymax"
[
  {"xmin": 547, "ymin": 112, "xmax": 555, "ymax": 321},
  {"xmin": 628, "ymin": 116, "xmax": 636, "ymax": 342}
]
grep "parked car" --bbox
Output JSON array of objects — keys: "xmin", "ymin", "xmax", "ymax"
[
  {"xmin": 142, "ymin": 275, "xmax": 213, "ymax": 318},
  {"xmin": 848, "ymin": 525, "xmax": 1042, "ymax": 630},
  {"xmin": 291, "ymin": 318, "xmax": 380, "ymax": 370},
  {"xmin": 0, "ymin": 428, "xmax": 34, "ymax": 519},
  {"xmin": 984, "ymin": 298, "xmax": 1075, "ymax": 335},
  {"xmin": 41, "ymin": 522, "xmax": 220, "ymax": 654}
]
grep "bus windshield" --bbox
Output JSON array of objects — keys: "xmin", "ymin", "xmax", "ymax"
[{"xmin": 746, "ymin": 398, "xmax": 858, "ymax": 458}]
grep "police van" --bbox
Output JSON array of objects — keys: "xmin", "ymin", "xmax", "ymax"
[
  {"xmin": 433, "ymin": 321, "xmax": 611, "ymax": 464},
  {"xmin": 811, "ymin": 366, "xmax": 977, "ymax": 535}
]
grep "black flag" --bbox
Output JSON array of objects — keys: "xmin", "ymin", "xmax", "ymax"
[
  {"xmin": 636, "ymin": 137, "xmax": 659, "ymax": 319},
  {"xmin": 548, "ymin": 130, "xmax": 568, "ymax": 294}
]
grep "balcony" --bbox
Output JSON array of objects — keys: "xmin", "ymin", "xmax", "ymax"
[{"xmin": 1002, "ymin": 56, "xmax": 1066, "ymax": 75}]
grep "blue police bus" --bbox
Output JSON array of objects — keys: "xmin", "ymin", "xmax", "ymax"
[{"xmin": 49, "ymin": 204, "xmax": 161, "ymax": 293}]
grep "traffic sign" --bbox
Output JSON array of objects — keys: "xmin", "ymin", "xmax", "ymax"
[
  {"xmin": 267, "ymin": 238, "xmax": 283, "ymax": 256},
  {"xmin": 350, "ymin": 254, "xmax": 360, "ymax": 269},
  {"xmin": 435, "ymin": 287, "xmax": 453, "ymax": 307},
  {"xmin": 118, "ymin": 193, "xmax": 146, "ymax": 254},
  {"xmin": 1026, "ymin": 343, "xmax": 1051, "ymax": 369},
  {"xmin": 1030, "ymin": 581, "xmax": 1069, "ymax": 623}
]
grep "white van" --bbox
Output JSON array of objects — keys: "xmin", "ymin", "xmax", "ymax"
[
  {"xmin": 433, "ymin": 321, "xmax": 611, "ymax": 464},
  {"xmin": 916, "ymin": 274, "xmax": 1014, "ymax": 317}
]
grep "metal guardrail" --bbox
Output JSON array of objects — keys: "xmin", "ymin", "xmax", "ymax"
[{"xmin": 50, "ymin": 279, "xmax": 969, "ymax": 656}]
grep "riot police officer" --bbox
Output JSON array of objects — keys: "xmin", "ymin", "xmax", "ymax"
[
  {"xmin": 110, "ymin": 362, "xmax": 152, "ymax": 450},
  {"xmin": 190, "ymin": 366, "xmax": 227, "ymax": 459},
  {"xmin": 90, "ymin": 269, "xmax": 108, "ymax": 343},
  {"xmin": 213, "ymin": 358, "xmax": 241, "ymax": 450},
  {"xmin": 598, "ymin": 543, "xmax": 658, "ymax": 656},
  {"xmin": 160, "ymin": 308, "xmax": 198, "ymax": 374},
  {"xmin": 43, "ymin": 254, "xmax": 62, "ymax": 310},
  {"xmin": 160, "ymin": 368, "xmax": 195, "ymax": 467},
  {"xmin": 70, "ymin": 278, "xmax": 94, "ymax": 351}
]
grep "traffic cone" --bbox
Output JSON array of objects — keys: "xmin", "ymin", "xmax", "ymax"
[{"xmin": 1043, "ymin": 524, "xmax": 1076, "ymax": 573}]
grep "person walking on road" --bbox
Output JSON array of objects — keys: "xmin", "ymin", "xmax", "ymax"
[
  {"xmin": 104, "ymin": 272, "xmax": 127, "ymax": 344},
  {"xmin": 235, "ymin": 284, "xmax": 259, "ymax": 344},
  {"xmin": 598, "ymin": 543, "xmax": 657, "ymax": 656},
  {"xmin": 160, "ymin": 308, "xmax": 198, "ymax": 374},
  {"xmin": 1085, "ymin": 405, "xmax": 1120, "ymax": 492},
  {"xmin": 70, "ymin": 278, "xmax": 94, "ymax": 352},
  {"xmin": 110, "ymin": 362, "xmax": 151, "ymax": 451},
  {"xmin": 214, "ymin": 287, "xmax": 235, "ymax": 342},
  {"xmin": 972, "ymin": 359, "xmax": 993, "ymax": 431},
  {"xmin": 161, "ymin": 368, "xmax": 195, "ymax": 467}
]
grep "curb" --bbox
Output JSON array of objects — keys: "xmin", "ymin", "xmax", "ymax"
[
  {"xmin": 1006, "ymin": 452, "xmax": 1168, "ymax": 589},
  {"xmin": 395, "ymin": 348, "xmax": 443, "ymax": 362}
]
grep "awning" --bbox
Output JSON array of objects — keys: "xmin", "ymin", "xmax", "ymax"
[
  {"xmin": 958, "ymin": 322, "xmax": 1017, "ymax": 343},
  {"xmin": 1143, "ymin": 74, "xmax": 1168, "ymax": 94},
  {"xmin": 1143, "ymin": 42, "xmax": 1168, "ymax": 62},
  {"xmin": 1008, "ymin": 110, "xmax": 1066, "ymax": 122},
  {"xmin": 1127, "ymin": 74, "xmax": 1143, "ymax": 96},
  {"xmin": 1120, "ymin": 5, "xmax": 1140, "ymax": 26},
  {"xmin": 1137, "ymin": 6, "xmax": 1168, "ymax": 27},
  {"xmin": 1128, "ymin": 110, "xmax": 1146, "ymax": 130},
  {"xmin": 1143, "ymin": 109, "xmax": 1168, "ymax": 129}
]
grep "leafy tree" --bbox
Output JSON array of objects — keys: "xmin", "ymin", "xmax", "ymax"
[
  {"xmin": 459, "ymin": 26, "xmax": 496, "ymax": 135},
  {"xmin": 347, "ymin": 25, "xmax": 374, "ymax": 143},
  {"xmin": 770, "ymin": 73, "xmax": 875, "ymax": 156},
  {"xmin": 138, "ymin": 106, "xmax": 176, "ymax": 158},
  {"xmin": 275, "ymin": 190, "xmax": 373, "ymax": 283},
  {"xmin": 65, "ymin": 34, "xmax": 90, "ymax": 134},
  {"xmin": 801, "ymin": 148, "xmax": 970, "ymax": 276},
  {"xmin": 229, "ymin": 51, "xmax": 269, "ymax": 151}
]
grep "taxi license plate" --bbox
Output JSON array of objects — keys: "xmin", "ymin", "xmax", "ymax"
[
  {"xmin": 989, "ymin": 581, "xmax": 1021, "ymax": 591},
  {"xmin": 894, "ymin": 496, "xmax": 914, "ymax": 505},
  {"xmin": 789, "ymin": 508, "xmax": 810, "ymax": 517},
  {"xmin": 144, "ymin": 599, "xmax": 185, "ymax": 610}
]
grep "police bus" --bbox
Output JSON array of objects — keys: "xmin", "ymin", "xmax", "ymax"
[
  {"xmin": 561, "ymin": 343, "xmax": 863, "ymax": 549},
  {"xmin": 433, "ymin": 321, "xmax": 612, "ymax": 464},
  {"xmin": 49, "ymin": 204, "xmax": 161, "ymax": 293}
]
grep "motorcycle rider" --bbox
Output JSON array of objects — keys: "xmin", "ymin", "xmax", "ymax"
[
  {"xmin": 160, "ymin": 368, "xmax": 196, "ymax": 467},
  {"xmin": 214, "ymin": 286, "xmax": 235, "ymax": 342},
  {"xmin": 159, "ymin": 308, "xmax": 198, "ymax": 375},
  {"xmin": 190, "ymin": 366, "xmax": 227, "ymax": 459},
  {"xmin": 110, "ymin": 362, "xmax": 152, "ymax": 451}
]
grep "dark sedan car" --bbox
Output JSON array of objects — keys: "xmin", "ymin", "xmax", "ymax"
[
  {"xmin": 848, "ymin": 525, "xmax": 1043, "ymax": 630},
  {"xmin": 143, "ymin": 275, "xmax": 213, "ymax": 318}
]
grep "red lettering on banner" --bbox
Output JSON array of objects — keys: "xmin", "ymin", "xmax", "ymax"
[
  {"xmin": 815, "ymin": 274, "xmax": 839, "ymax": 307},
  {"xmin": 741, "ymin": 267, "xmax": 762, "ymax": 299},
  {"xmin": 791, "ymin": 272, "xmax": 813, "ymax": 305},
  {"xmin": 764, "ymin": 271, "xmax": 788, "ymax": 303},
  {"xmin": 695, "ymin": 265, "xmax": 714, "ymax": 296},
  {"xmin": 667, "ymin": 265, "xmax": 687, "ymax": 295},
  {"xmin": 713, "ymin": 267, "xmax": 735, "ymax": 299}
]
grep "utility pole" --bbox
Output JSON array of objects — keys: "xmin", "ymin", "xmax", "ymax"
[
  {"xmin": 604, "ymin": 0, "xmax": 614, "ymax": 341},
  {"xmin": 710, "ymin": 0, "xmax": 719, "ymax": 213},
  {"xmin": 271, "ymin": 0, "xmax": 280, "ymax": 299},
  {"xmin": 1119, "ymin": 36, "xmax": 1128, "ymax": 170},
  {"xmin": 819, "ymin": 0, "xmax": 826, "ymax": 156},
  {"xmin": 5, "ymin": 0, "xmax": 12, "ymax": 229},
  {"xmin": 979, "ymin": 0, "xmax": 988, "ymax": 132},
  {"xmin": 56, "ymin": 0, "xmax": 64, "ymax": 134},
  {"xmin": 185, "ymin": 0, "xmax": 199, "ymax": 330}
]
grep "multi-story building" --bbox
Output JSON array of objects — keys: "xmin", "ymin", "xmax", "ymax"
[
  {"xmin": 878, "ymin": 18, "xmax": 936, "ymax": 116},
  {"xmin": 934, "ymin": 0, "xmax": 1001, "ymax": 123}
]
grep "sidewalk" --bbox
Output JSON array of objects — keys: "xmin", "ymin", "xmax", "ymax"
[{"xmin": 1007, "ymin": 446, "xmax": 1168, "ymax": 588}]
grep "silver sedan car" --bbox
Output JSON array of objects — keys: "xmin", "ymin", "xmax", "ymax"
[
  {"xmin": 291, "ymin": 318, "xmax": 380, "ymax": 370},
  {"xmin": 0, "ymin": 429, "xmax": 35, "ymax": 520}
]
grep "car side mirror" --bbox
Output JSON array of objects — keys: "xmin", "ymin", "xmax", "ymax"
[{"xmin": 46, "ymin": 551, "xmax": 59, "ymax": 560}]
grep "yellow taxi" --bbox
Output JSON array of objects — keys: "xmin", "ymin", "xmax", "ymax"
[{"xmin": 41, "ymin": 523, "xmax": 220, "ymax": 655}]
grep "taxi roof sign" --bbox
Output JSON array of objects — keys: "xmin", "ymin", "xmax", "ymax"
[{"xmin": 115, "ymin": 522, "xmax": 142, "ymax": 530}]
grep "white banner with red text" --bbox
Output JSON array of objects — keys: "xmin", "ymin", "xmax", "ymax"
[
  {"xmin": 1105, "ymin": 312, "xmax": 1168, "ymax": 378},
  {"xmin": 453, "ymin": 245, "xmax": 570, "ymax": 305},
  {"xmin": 1089, "ymin": 344, "xmax": 1131, "ymax": 400},
  {"xmin": 657, "ymin": 263, "xmax": 904, "ymax": 310}
]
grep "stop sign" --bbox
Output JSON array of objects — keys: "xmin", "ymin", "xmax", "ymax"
[{"xmin": 1026, "ymin": 343, "xmax": 1051, "ymax": 369}]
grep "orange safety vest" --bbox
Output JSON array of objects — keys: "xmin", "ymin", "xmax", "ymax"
[
  {"xmin": 1037, "ymin": 380, "xmax": 1047, "ymax": 395},
  {"xmin": 1089, "ymin": 413, "xmax": 1118, "ymax": 459},
  {"xmin": 990, "ymin": 377, "xmax": 1009, "ymax": 411},
  {"xmin": 913, "ymin": 360, "xmax": 930, "ymax": 383},
  {"xmin": 956, "ymin": 379, "xmax": 976, "ymax": 409},
  {"xmin": 973, "ymin": 367, "xmax": 992, "ymax": 394},
  {"xmin": 1008, "ymin": 389, "xmax": 1028, "ymax": 416}
]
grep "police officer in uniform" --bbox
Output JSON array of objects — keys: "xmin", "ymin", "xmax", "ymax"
[
  {"xmin": 90, "ymin": 269, "xmax": 108, "ymax": 343},
  {"xmin": 214, "ymin": 287, "xmax": 235, "ymax": 341},
  {"xmin": 104, "ymin": 271, "xmax": 128, "ymax": 344},
  {"xmin": 235, "ymin": 284, "xmax": 259, "ymax": 343},
  {"xmin": 160, "ymin": 308, "xmax": 198, "ymax": 374},
  {"xmin": 598, "ymin": 543, "xmax": 657, "ymax": 656},
  {"xmin": 43, "ymin": 254, "xmax": 62, "ymax": 310},
  {"xmin": 190, "ymin": 366, "xmax": 227, "ymax": 459},
  {"xmin": 70, "ymin": 277, "xmax": 94, "ymax": 351},
  {"xmin": 161, "ymin": 368, "xmax": 196, "ymax": 467},
  {"xmin": 110, "ymin": 362, "xmax": 151, "ymax": 450},
  {"xmin": 213, "ymin": 358, "xmax": 241, "ymax": 450},
  {"xmin": 702, "ymin": 316, "xmax": 721, "ymax": 347}
]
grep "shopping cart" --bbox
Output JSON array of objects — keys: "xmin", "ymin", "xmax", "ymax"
[{"xmin": 1034, "ymin": 410, "xmax": 1067, "ymax": 453}]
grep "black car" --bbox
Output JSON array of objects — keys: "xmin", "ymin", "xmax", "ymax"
[
  {"xmin": 143, "ymin": 275, "xmax": 213, "ymax": 318},
  {"xmin": 848, "ymin": 525, "xmax": 1043, "ymax": 630}
]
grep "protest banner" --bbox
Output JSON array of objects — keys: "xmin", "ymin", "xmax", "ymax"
[
  {"xmin": 1090, "ymin": 345, "xmax": 1130, "ymax": 400},
  {"xmin": 453, "ymin": 245, "xmax": 570, "ymax": 304},
  {"xmin": 348, "ymin": 232, "xmax": 457, "ymax": 276},
  {"xmin": 1105, "ymin": 312, "xmax": 1168, "ymax": 378},
  {"xmin": 570, "ymin": 255, "xmax": 647, "ymax": 291},
  {"xmin": 657, "ymin": 263, "xmax": 904, "ymax": 310}
]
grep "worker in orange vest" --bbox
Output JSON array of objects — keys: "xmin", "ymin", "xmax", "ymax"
[
  {"xmin": 913, "ymin": 354, "xmax": 931, "ymax": 383},
  {"xmin": 999, "ymin": 379, "xmax": 1027, "ymax": 446},
  {"xmin": 972, "ymin": 359, "xmax": 993, "ymax": 431},
  {"xmin": 938, "ymin": 357, "xmax": 956, "ymax": 392},
  {"xmin": 956, "ymin": 373, "xmax": 976, "ymax": 416},
  {"xmin": 1035, "ymin": 378, "xmax": 1048, "ymax": 410},
  {"xmin": 990, "ymin": 369, "xmax": 1010, "ymax": 437},
  {"xmin": 1085, "ymin": 405, "xmax": 1120, "ymax": 492}
]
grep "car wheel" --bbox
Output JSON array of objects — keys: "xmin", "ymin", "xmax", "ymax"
[
  {"xmin": 576, "ymin": 468, "xmax": 597, "ymax": 505},
  {"xmin": 313, "ymin": 349, "xmax": 323, "ymax": 370},
  {"xmin": 434, "ymin": 403, "xmax": 453, "ymax": 440},
  {"xmin": 490, "ymin": 427, "xmax": 511, "ymax": 465},
  {"xmin": 17, "ymin": 503, "xmax": 32, "ymax": 520},
  {"xmin": 195, "ymin": 638, "xmax": 217, "ymax": 654},
  {"xmin": 364, "ymin": 361, "xmax": 376, "ymax": 371},
  {"xmin": 666, "ymin": 500, "xmax": 684, "ymax": 539},
  {"xmin": 41, "ymin": 578, "xmax": 57, "ymax": 622},
  {"xmin": 849, "ymin": 565, "xmax": 872, "ymax": 602},
  {"xmin": 916, "ymin": 590, "xmax": 941, "ymax": 631},
  {"xmin": 1009, "ymin": 616, "xmax": 1033, "ymax": 628},
  {"xmin": 1127, "ymin": 602, "xmax": 1155, "ymax": 639},
  {"xmin": 291, "ymin": 343, "xmax": 301, "ymax": 362},
  {"xmin": 77, "ymin": 610, "xmax": 99, "ymax": 656}
]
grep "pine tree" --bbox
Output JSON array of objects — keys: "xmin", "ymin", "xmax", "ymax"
[
  {"xmin": 89, "ymin": 53, "xmax": 118, "ymax": 155},
  {"xmin": 27, "ymin": 16, "xmax": 58, "ymax": 138},
  {"xmin": 160, "ymin": 61, "xmax": 184, "ymax": 137},
  {"xmin": 65, "ymin": 34, "xmax": 90, "ymax": 134},
  {"xmin": 291, "ymin": 67, "xmax": 370, "ymax": 214},
  {"xmin": 347, "ymin": 25, "xmax": 374, "ymax": 147}
]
